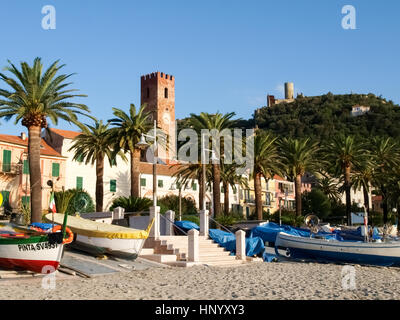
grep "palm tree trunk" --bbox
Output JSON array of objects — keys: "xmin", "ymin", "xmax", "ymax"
[
  {"xmin": 130, "ymin": 149, "xmax": 141, "ymax": 197},
  {"xmin": 212, "ymin": 163, "xmax": 221, "ymax": 217},
  {"xmin": 381, "ymin": 185, "xmax": 388, "ymax": 224},
  {"xmin": 254, "ymin": 172, "xmax": 263, "ymax": 220},
  {"xmin": 345, "ymin": 166, "xmax": 352, "ymax": 225},
  {"xmin": 295, "ymin": 174, "xmax": 302, "ymax": 217},
  {"xmin": 199, "ymin": 171, "xmax": 204, "ymax": 211},
  {"xmin": 363, "ymin": 186, "xmax": 370, "ymax": 216},
  {"xmin": 95, "ymin": 155, "xmax": 104, "ymax": 212},
  {"xmin": 28, "ymin": 126, "xmax": 42, "ymax": 223},
  {"xmin": 223, "ymin": 181, "xmax": 229, "ymax": 215}
]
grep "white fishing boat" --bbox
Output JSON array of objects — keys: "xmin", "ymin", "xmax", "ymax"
[
  {"xmin": 275, "ymin": 231, "xmax": 400, "ymax": 267},
  {"xmin": 45, "ymin": 213, "xmax": 154, "ymax": 259}
]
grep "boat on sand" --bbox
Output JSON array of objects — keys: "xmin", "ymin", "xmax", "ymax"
[
  {"xmin": 45, "ymin": 213, "xmax": 154, "ymax": 259},
  {"xmin": 0, "ymin": 214, "xmax": 72, "ymax": 273}
]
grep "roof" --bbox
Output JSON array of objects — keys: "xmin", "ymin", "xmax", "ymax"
[
  {"xmin": 49, "ymin": 128, "xmax": 81, "ymax": 139},
  {"xmin": 0, "ymin": 134, "xmax": 63, "ymax": 157}
]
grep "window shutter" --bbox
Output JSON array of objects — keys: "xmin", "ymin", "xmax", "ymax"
[
  {"xmin": 2, "ymin": 150, "xmax": 11, "ymax": 172},
  {"xmin": 110, "ymin": 180, "xmax": 116, "ymax": 192},
  {"xmin": 76, "ymin": 177, "xmax": 83, "ymax": 190},
  {"xmin": 140, "ymin": 178, "xmax": 146, "ymax": 187},
  {"xmin": 52, "ymin": 163, "xmax": 60, "ymax": 177},
  {"xmin": 23, "ymin": 160, "xmax": 29, "ymax": 174}
]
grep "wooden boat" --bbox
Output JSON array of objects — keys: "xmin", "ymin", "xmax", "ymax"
[
  {"xmin": 45, "ymin": 213, "xmax": 154, "ymax": 260},
  {"xmin": 275, "ymin": 231, "xmax": 400, "ymax": 267},
  {"xmin": 0, "ymin": 215, "xmax": 72, "ymax": 273}
]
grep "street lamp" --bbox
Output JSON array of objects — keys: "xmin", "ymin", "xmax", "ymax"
[
  {"xmin": 136, "ymin": 120, "xmax": 158, "ymax": 207},
  {"xmin": 201, "ymin": 134, "xmax": 219, "ymax": 213}
]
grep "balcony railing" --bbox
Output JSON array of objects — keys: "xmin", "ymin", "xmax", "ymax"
[{"xmin": 0, "ymin": 163, "xmax": 22, "ymax": 175}]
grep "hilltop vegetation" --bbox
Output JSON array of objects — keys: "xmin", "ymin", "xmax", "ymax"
[{"xmin": 254, "ymin": 93, "xmax": 400, "ymax": 141}]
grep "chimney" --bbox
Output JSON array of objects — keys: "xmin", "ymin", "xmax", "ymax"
[{"xmin": 21, "ymin": 132, "xmax": 26, "ymax": 141}]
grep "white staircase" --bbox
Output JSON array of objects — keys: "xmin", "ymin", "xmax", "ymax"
[{"xmin": 139, "ymin": 236, "xmax": 261, "ymax": 267}]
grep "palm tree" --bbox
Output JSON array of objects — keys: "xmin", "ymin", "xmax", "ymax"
[
  {"xmin": 108, "ymin": 104, "xmax": 152, "ymax": 198},
  {"xmin": 69, "ymin": 120, "xmax": 125, "ymax": 212},
  {"xmin": 188, "ymin": 112, "xmax": 237, "ymax": 217},
  {"xmin": 279, "ymin": 138, "xmax": 320, "ymax": 217},
  {"xmin": 370, "ymin": 137, "xmax": 400, "ymax": 223},
  {"xmin": 253, "ymin": 133, "xmax": 281, "ymax": 220},
  {"xmin": 323, "ymin": 135, "xmax": 368, "ymax": 225},
  {"xmin": 0, "ymin": 58, "xmax": 91, "ymax": 222},
  {"xmin": 315, "ymin": 175, "xmax": 341, "ymax": 203},
  {"xmin": 352, "ymin": 160, "xmax": 375, "ymax": 215},
  {"xmin": 220, "ymin": 162, "xmax": 249, "ymax": 216},
  {"xmin": 172, "ymin": 163, "xmax": 212, "ymax": 211}
]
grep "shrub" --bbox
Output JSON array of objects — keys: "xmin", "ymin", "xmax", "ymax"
[
  {"xmin": 109, "ymin": 196, "xmax": 152, "ymax": 213},
  {"xmin": 54, "ymin": 190, "xmax": 75, "ymax": 214},
  {"xmin": 65, "ymin": 189, "xmax": 95, "ymax": 215},
  {"xmin": 158, "ymin": 195, "xmax": 197, "ymax": 215}
]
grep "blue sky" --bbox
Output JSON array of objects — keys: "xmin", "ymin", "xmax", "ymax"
[{"xmin": 0, "ymin": 0, "xmax": 399, "ymax": 135}]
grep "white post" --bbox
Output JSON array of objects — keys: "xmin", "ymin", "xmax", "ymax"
[
  {"xmin": 199, "ymin": 209, "xmax": 209, "ymax": 237},
  {"xmin": 112, "ymin": 206, "xmax": 125, "ymax": 220},
  {"xmin": 188, "ymin": 229, "xmax": 199, "ymax": 262},
  {"xmin": 235, "ymin": 230, "xmax": 246, "ymax": 260},
  {"xmin": 149, "ymin": 206, "xmax": 160, "ymax": 239},
  {"xmin": 165, "ymin": 210, "xmax": 175, "ymax": 236}
]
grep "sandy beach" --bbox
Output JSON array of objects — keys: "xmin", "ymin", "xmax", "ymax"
[{"xmin": 0, "ymin": 260, "xmax": 399, "ymax": 300}]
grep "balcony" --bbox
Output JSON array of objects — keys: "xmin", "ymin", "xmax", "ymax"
[{"xmin": 0, "ymin": 163, "xmax": 22, "ymax": 176}]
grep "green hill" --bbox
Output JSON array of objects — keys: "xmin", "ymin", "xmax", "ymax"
[{"xmin": 254, "ymin": 93, "xmax": 400, "ymax": 141}]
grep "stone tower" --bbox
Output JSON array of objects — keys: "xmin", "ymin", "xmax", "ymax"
[{"xmin": 140, "ymin": 72, "xmax": 176, "ymax": 160}]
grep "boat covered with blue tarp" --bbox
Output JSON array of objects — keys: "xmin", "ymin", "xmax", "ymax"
[{"xmin": 250, "ymin": 222, "xmax": 343, "ymax": 244}]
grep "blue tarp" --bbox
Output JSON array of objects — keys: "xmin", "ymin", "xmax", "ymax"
[
  {"xmin": 174, "ymin": 220, "xmax": 200, "ymax": 232},
  {"xmin": 250, "ymin": 222, "xmax": 344, "ymax": 243},
  {"xmin": 30, "ymin": 222, "xmax": 53, "ymax": 230},
  {"xmin": 208, "ymin": 229, "xmax": 265, "ymax": 257},
  {"xmin": 336, "ymin": 226, "xmax": 381, "ymax": 241}
]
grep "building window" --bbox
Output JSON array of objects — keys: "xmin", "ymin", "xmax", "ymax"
[
  {"xmin": 76, "ymin": 177, "xmax": 83, "ymax": 190},
  {"xmin": 52, "ymin": 163, "xmax": 60, "ymax": 177},
  {"xmin": 158, "ymin": 180, "xmax": 163, "ymax": 188},
  {"xmin": 2, "ymin": 150, "xmax": 11, "ymax": 172},
  {"xmin": 110, "ymin": 179, "xmax": 116, "ymax": 192},
  {"xmin": 140, "ymin": 178, "xmax": 146, "ymax": 187},
  {"xmin": 23, "ymin": 160, "xmax": 29, "ymax": 174},
  {"xmin": 110, "ymin": 158, "xmax": 116, "ymax": 166},
  {"xmin": 192, "ymin": 183, "xmax": 197, "ymax": 191},
  {"xmin": 146, "ymin": 88, "xmax": 150, "ymax": 98},
  {"xmin": 164, "ymin": 88, "xmax": 168, "ymax": 99},
  {"xmin": 76, "ymin": 154, "xmax": 84, "ymax": 163}
]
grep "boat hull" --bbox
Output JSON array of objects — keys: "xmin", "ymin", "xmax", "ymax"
[
  {"xmin": 0, "ymin": 236, "xmax": 64, "ymax": 273},
  {"xmin": 275, "ymin": 232, "xmax": 400, "ymax": 267}
]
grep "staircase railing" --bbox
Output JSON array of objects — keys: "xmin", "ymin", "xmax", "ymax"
[
  {"xmin": 208, "ymin": 215, "xmax": 235, "ymax": 235},
  {"xmin": 159, "ymin": 213, "xmax": 188, "ymax": 236}
]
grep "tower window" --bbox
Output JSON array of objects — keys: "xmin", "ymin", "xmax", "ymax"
[
  {"xmin": 146, "ymin": 88, "xmax": 150, "ymax": 98},
  {"xmin": 164, "ymin": 88, "xmax": 168, "ymax": 99}
]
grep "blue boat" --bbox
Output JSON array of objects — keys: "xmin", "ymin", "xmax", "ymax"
[{"xmin": 275, "ymin": 231, "xmax": 400, "ymax": 267}]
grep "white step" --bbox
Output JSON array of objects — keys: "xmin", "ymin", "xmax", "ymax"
[
  {"xmin": 140, "ymin": 254, "xmax": 177, "ymax": 263},
  {"xmin": 139, "ymin": 248, "xmax": 154, "ymax": 255}
]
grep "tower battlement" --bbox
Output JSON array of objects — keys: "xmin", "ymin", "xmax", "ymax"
[{"xmin": 141, "ymin": 72, "xmax": 174, "ymax": 81}]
